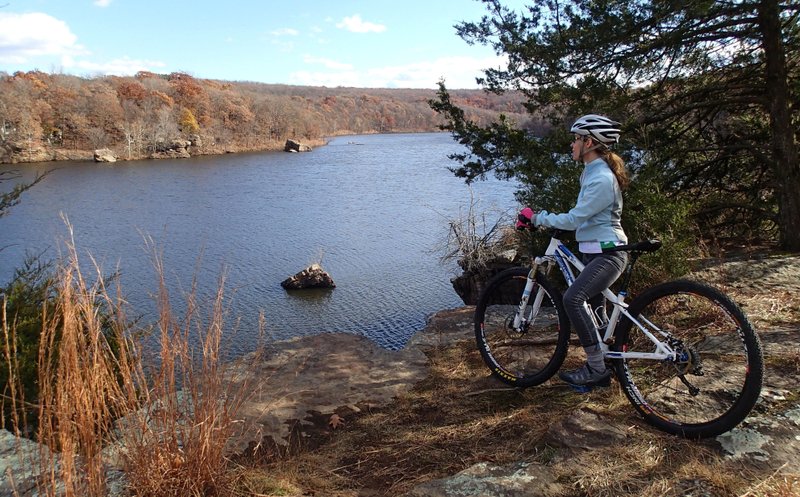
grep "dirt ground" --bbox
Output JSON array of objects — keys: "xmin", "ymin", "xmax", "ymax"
[{"xmin": 227, "ymin": 253, "xmax": 800, "ymax": 497}]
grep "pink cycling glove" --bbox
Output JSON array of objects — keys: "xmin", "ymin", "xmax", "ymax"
[{"xmin": 516, "ymin": 207, "xmax": 536, "ymax": 230}]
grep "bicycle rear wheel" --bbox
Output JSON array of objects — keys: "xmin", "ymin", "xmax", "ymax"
[
  {"xmin": 475, "ymin": 267, "xmax": 570, "ymax": 388},
  {"xmin": 612, "ymin": 279, "xmax": 763, "ymax": 438}
]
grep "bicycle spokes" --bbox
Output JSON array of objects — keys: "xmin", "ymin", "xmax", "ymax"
[
  {"xmin": 614, "ymin": 281, "xmax": 762, "ymax": 438},
  {"xmin": 475, "ymin": 268, "xmax": 570, "ymax": 388}
]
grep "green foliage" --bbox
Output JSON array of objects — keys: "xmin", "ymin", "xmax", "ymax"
[
  {"xmin": 1, "ymin": 255, "xmax": 54, "ymax": 430},
  {"xmin": 434, "ymin": 0, "xmax": 800, "ymax": 251},
  {"xmin": 1, "ymin": 255, "xmax": 125, "ymax": 432},
  {"xmin": 622, "ymin": 168, "xmax": 701, "ymax": 287}
]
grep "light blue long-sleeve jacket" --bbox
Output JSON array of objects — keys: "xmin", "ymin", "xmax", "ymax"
[{"xmin": 534, "ymin": 157, "xmax": 627, "ymax": 245}]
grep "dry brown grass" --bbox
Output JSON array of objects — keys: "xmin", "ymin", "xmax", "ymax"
[
  {"xmin": 3, "ymin": 227, "xmax": 253, "ymax": 497},
  {"xmin": 233, "ymin": 296, "xmax": 799, "ymax": 497},
  {"xmin": 6, "ymin": 233, "xmax": 798, "ymax": 496},
  {"xmin": 31, "ymin": 228, "xmax": 142, "ymax": 497},
  {"xmin": 437, "ymin": 188, "xmax": 514, "ymax": 274},
  {"xmin": 117, "ymin": 236, "xmax": 253, "ymax": 497}
]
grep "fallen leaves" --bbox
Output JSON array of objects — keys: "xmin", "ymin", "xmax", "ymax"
[{"xmin": 329, "ymin": 414, "xmax": 345, "ymax": 429}]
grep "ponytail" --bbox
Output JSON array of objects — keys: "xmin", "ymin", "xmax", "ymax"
[{"xmin": 601, "ymin": 150, "xmax": 629, "ymax": 190}]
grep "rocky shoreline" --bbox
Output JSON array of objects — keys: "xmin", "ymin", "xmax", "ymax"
[{"xmin": 1, "ymin": 138, "xmax": 323, "ymax": 165}]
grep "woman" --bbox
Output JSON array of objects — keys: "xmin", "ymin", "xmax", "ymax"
[{"xmin": 516, "ymin": 114, "xmax": 629, "ymax": 387}]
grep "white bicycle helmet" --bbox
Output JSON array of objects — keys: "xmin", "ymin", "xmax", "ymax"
[{"xmin": 570, "ymin": 114, "xmax": 621, "ymax": 145}]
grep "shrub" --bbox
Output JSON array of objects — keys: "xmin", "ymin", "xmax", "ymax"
[
  {"xmin": 3, "ymin": 230, "xmax": 252, "ymax": 497},
  {"xmin": 1, "ymin": 255, "xmax": 55, "ymax": 432},
  {"xmin": 622, "ymin": 170, "xmax": 703, "ymax": 290},
  {"xmin": 1, "ymin": 254, "xmax": 125, "ymax": 434}
]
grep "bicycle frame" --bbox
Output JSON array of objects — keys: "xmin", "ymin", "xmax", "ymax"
[{"xmin": 518, "ymin": 236, "xmax": 677, "ymax": 362}]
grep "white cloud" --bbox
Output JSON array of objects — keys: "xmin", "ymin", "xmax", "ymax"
[
  {"xmin": 303, "ymin": 55, "xmax": 352, "ymax": 71},
  {"xmin": 61, "ymin": 55, "xmax": 167, "ymax": 76},
  {"xmin": 93, "ymin": 0, "xmax": 113, "ymax": 7},
  {"xmin": 288, "ymin": 55, "xmax": 505, "ymax": 89},
  {"xmin": 0, "ymin": 12, "xmax": 87, "ymax": 63},
  {"xmin": 336, "ymin": 15, "xmax": 386, "ymax": 34}
]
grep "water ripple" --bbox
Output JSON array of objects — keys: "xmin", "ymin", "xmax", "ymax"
[{"xmin": 0, "ymin": 133, "xmax": 518, "ymax": 356}]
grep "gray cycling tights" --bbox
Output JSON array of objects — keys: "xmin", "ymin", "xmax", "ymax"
[{"xmin": 562, "ymin": 251, "xmax": 628, "ymax": 356}]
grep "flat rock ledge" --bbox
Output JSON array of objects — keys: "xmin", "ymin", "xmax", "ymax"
[{"xmin": 226, "ymin": 331, "xmax": 428, "ymax": 454}]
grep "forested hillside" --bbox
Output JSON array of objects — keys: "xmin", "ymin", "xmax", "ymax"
[{"xmin": 0, "ymin": 70, "xmax": 535, "ymax": 163}]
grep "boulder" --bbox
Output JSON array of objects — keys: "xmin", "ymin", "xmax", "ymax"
[
  {"xmin": 284, "ymin": 139, "xmax": 312, "ymax": 153},
  {"xmin": 0, "ymin": 429, "xmax": 61, "ymax": 496},
  {"xmin": 451, "ymin": 250, "xmax": 519, "ymax": 305},
  {"xmin": 149, "ymin": 139, "xmax": 191, "ymax": 159},
  {"xmin": 94, "ymin": 148, "xmax": 117, "ymax": 162},
  {"xmin": 281, "ymin": 264, "xmax": 335, "ymax": 290}
]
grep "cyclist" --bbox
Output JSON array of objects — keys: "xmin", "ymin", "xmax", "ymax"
[{"xmin": 516, "ymin": 114, "xmax": 629, "ymax": 387}]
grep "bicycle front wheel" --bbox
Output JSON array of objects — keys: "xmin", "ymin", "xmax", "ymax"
[
  {"xmin": 613, "ymin": 279, "xmax": 763, "ymax": 438},
  {"xmin": 475, "ymin": 267, "xmax": 570, "ymax": 388}
]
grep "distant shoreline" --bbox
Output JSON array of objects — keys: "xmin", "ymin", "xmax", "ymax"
[{"xmin": 0, "ymin": 130, "xmax": 454, "ymax": 166}]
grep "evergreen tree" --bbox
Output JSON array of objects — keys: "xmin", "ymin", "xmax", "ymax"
[
  {"xmin": 1, "ymin": 171, "xmax": 47, "ymax": 220},
  {"xmin": 433, "ymin": 0, "xmax": 800, "ymax": 250}
]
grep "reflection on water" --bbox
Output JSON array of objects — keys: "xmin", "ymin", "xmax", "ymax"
[{"xmin": 0, "ymin": 133, "xmax": 518, "ymax": 354}]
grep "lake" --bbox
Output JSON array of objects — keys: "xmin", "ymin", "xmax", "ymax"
[{"xmin": 0, "ymin": 133, "xmax": 519, "ymax": 354}]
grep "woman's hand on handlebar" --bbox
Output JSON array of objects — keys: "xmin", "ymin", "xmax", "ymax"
[{"xmin": 516, "ymin": 207, "xmax": 537, "ymax": 230}]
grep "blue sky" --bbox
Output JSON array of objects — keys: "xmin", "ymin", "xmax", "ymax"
[{"xmin": 0, "ymin": 0, "xmax": 526, "ymax": 89}]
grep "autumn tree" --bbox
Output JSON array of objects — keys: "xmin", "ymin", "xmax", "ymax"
[
  {"xmin": 0, "ymin": 79, "xmax": 40, "ymax": 160},
  {"xmin": 179, "ymin": 108, "xmax": 200, "ymax": 134},
  {"xmin": 433, "ymin": 0, "xmax": 800, "ymax": 250},
  {"xmin": 1, "ymin": 69, "xmax": 528, "ymax": 162}
]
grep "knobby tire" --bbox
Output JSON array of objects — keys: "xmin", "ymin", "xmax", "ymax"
[
  {"xmin": 612, "ymin": 279, "xmax": 763, "ymax": 438},
  {"xmin": 474, "ymin": 267, "xmax": 570, "ymax": 388}
]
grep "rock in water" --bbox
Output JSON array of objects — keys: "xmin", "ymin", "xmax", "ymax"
[
  {"xmin": 284, "ymin": 139, "xmax": 312, "ymax": 152},
  {"xmin": 94, "ymin": 148, "xmax": 117, "ymax": 162},
  {"xmin": 281, "ymin": 264, "xmax": 335, "ymax": 290}
]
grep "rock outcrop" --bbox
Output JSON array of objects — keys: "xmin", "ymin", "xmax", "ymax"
[
  {"xmin": 284, "ymin": 139, "xmax": 312, "ymax": 153},
  {"xmin": 2, "ymin": 141, "xmax": 54, "ymax": 163},
  {"xmin": 226, "ymin": 332, "xmax": 429, "ymax": 453},
  {"xmin": 93, "ymin": 148, "xmax": 117, "ymax": 162},
  {"xmin": 0, "ymin": 429, "xmax": 60, "ymax": 496},
  {"xmin": 149, "ymin": 139, "xmax": 191, "ymax": 159},
  {"xmin": 450, "ymin": 249, "xmax": 519, "ymax": 305},
  {"xmin": 281, "ymin": 264, "xmax": 335, "ymax": 290}
]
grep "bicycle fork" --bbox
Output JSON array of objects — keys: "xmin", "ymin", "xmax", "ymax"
[{"xmin": 512, "ymin": 266, "xmax": 545, "ymax": 332}]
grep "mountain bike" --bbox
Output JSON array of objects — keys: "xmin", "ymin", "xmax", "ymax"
[{"xmin": 474, "ymin": 229, "xmax": 763, "ymax": 438}]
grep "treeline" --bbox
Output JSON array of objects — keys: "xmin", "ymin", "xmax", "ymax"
[{"xmin": 0, "ymin": 70, "xmax": 536, "ymax": 163}]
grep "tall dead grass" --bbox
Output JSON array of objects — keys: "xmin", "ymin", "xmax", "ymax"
[
  {"xmin": 119, "ymin": 237, "xmax": 250, "ymax": 496},
  {"xmin": 2, "ymin": 227, "xmax": 252, "ymax": 496},
  {"xmin": 437, "ymin": 188, "xmax": 515, "ymax": 273}
]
